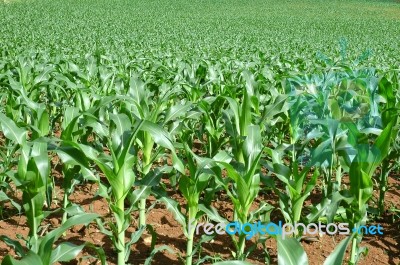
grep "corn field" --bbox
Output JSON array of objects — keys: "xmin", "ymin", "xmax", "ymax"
[{"xmin": 0, "ymin": 0, "xmax": 399, "ymax": 264}]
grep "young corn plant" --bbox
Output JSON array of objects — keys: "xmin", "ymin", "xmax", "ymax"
[
  {"xmin": 67, "ymin": 102, "xmax": 183, "ymax": 264},
  {"xmin": 151, "ymin": 122, "xmax": 231, "ymax": 265},
  {"xmin": 6, "ymin": 69, "xmax": 52, "ymax": 139},
  {"xmin": 267, "ymin": 148, "xmax": 320, "ymax": 226},
  {"xmin": 54, "ymin": 106, "xmax": 99, "ymax": 228},
  {"xmin": 0, "ymin": 114, "xmax": 102, "ymax": 264},
  {"xmin": 341, "ymin": 120, "xmax": 394, "ymax": 264},
  {"xmin": 212, "ymin": 125, "xmax": 264, "ymax": 260},
  {"xmin": 376, "ymin": 75, "xmax": 399, "ymax": 216},
  {"xmin": 222, "ymin": 70, "xmax": 256, "ymax": 164},
  {"xmin": 1, "ymin": 213, "xmax": 103, "ymax": 265},
  {"xmin": 180, "ymin": 130, "xmax": 231, "ymax": 265},
  {"xmin": 196, "ymin": 96, "xmax": 228, "ymax": 158},
  {"xmin": 68, "ymin": 112, "xmax": 143, "ymax": 265},
  {"xmin": 125, "ymin": 76, "xmax": 188, "ymax": 227},
  {"xmin": 262, "ymin": 83, "xmax": 321, "ymax": 228},
  {"xmin": 0, "ymin": 113, "xmax": 50, "ymax": 251},
  {"xmin": 0, "ymin": 126, "xmax": 21, "ymax": 217}
]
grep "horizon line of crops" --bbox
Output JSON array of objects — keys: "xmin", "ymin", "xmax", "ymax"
[
  {"xmin": 1, "ymin": 0, "xmax": 400, "ymax": 66},
  {"xmin": 0, "ymin": 39, "xmax": 399, "ymax": 265}
]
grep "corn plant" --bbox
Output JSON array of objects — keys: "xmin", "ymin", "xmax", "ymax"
[
  {"xmin": 196, "ymin": 96, "xmax": 228, "ymax": 158},
  {"xmin": 179, "ymin": 128, "xmax": 231, "ymax": 265},
  {"xmin": 0, "ymin": 212, "xmax": 103, "ymax": 265},
  {"xmin": 0, "ymin": 113, "xmax": 50, "ymax": 250},
  {"xmin": 124, "ymin": 76, "xmax": 188, "ymax": 227},
  {"xmin": 211, "ymin": 125, "xmax": 265, "ymax": 260},
  {"xmin": 67, "ymin": 112, "xmax": 143, "ymax": 265},
  {"xmin": 267, "ymin": 149, "xmax": 320, "ymax": 226},
  {"xmin": 341, "ymin": 121, "xmax": 394, "ymax": 264},
  {"xmin": 53, "ymin": 107, "xmax": 100, "ymax": 228},
  {"xmin": 0, "ymin": 113, "xmax": 104, "ymax": 264},
  {"xmin": 0, "ymin": 126, "xmax": 21, "ymax": 217},
  {"xmin": 65, "ymin": 99, "xmax": 183, "ymax": 264},
  {"xmin": 222, "ymin": 71, "xmax": 257, "ymax": 164},
  {"xmin": 376, "ymin": 75, "xmax": 399, "ymax": 216}
]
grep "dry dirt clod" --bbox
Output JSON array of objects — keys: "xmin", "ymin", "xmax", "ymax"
[
  {"xmin": 50, "ymin": 218, "xmax": 60, "ymax": 227},
  {"xmin": 141, "ymin": 233, "xmax": 152, "ymax": 246}
]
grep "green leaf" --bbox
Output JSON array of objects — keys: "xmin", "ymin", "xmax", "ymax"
[
  {"xmin": 0, "ymin": 113, "xmax": 27, "ymax": 145},
  {"xmin": 31, "ymin": 141, "xmax": 50, "ymax": 189},
  {"xmin": 54, "ymin": 141, "xmax": 96, "ymax": 181},
  {"xmin": 223, "ymin": 96, "xmax": 240, "ymax": 135},
  {"xmin": 116, "ymin": 154, "xmax": 136, "ymax": 199},
  {"xmin": 141, "ymin": 121, "xmax": 184, "ymax": 173},
  {"xmin": 50, "ymin": 242, "xmax": 85, "ymax": 263},
  {"xmin": 0, "ymin": 192, "xmax": 21, "ymax": 214},
  {"xmin": 37, "ymin": 108, "xmax": 50, "ymax": 137},
  {"xmin": 1, "ymin": 251, "xmax": 43, "ymax": 265},
  {"xmin": 38, "ymin": 213, "xmax": 99, "ymax": 258},
  {"xmin": 33, "ymin": 66, "xmax": 53, "ymax": 86},
  {"xmin": 178, "ymin": 175, "xmax": 194, "ymax": 203},
  {"xmin": 277, "ymin": 237, "xmax": 309, "ymax": 265},
  {"xmin": 110, "ymin": 113, "xmax": 132, "ymax": 151},
  {"xmin": 129, "ymin": 186, "xmax": 151, "ymax": 206},
  {"xmin": 164, "ymin": 103, "xmax": 192, "ymax": 124},
  {"xmin": 262, "ymin": 94, "xmax": 288, "ymax": 120},
  {"xmin": 144, "ymin": 246, "xmax": 175, "ymax": 265},
  {"xmin": 0, "ymin": 236, "xmax": 25, "ymax": 257},
  {"xmin": 273, "ymin": 164, "xmax": 291, "ymax": 181},
  {"xmin": 373, "ymin": 121, "xmax": 394, "ymax": 167},
  {"xmin": 243, "ymin": 125, "xmax": 263, "ymax": 170},
  {"xmin": 139, "ymin": 167, "xmax": 166, "ymax": 186},
  {"xmin": 323, "ymin": 235, "xmax": 354, "ymax": 265},
  {"xmin": 198, "ymin": 204, "xmax": 227, "ymax": 224}
]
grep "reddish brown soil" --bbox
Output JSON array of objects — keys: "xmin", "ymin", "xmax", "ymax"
[{"xmin": 0, "ymin": 174, "xmax": 399, "ymax": 264}]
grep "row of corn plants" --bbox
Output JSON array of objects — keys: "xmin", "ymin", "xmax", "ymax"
[{"xmin": 0, "ymin": 48, "xmax": 399, "ymax": 265}]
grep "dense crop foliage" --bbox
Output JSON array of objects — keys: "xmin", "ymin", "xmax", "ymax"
[
  {"xmin": 0, "ymin": 0, "xmax": 399, "ymax": 264},
  {"xmin": 0, "ymin": 0, "xmax": 400, "ymax": 64}
]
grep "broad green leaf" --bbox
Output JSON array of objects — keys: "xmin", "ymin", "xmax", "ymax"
[
  {"xmin": 129, "ymin": 186, "xmax": 151, "ymax": 206},
  {"xmin": 39, "ymin": 213, "xmax": 99, "ymax": 256},
  {"xmin": 277, "ymin": 237, "xmax": 309, "ymax": 265},
  {"xmin": 141, "ymin": 121, "xmax": 184, "ymax": 173},
  {"xmin": 1, "ymin": 251, "xmax": 43, "ymax": 265},
  {"xmin": 223, "ymin": 97, "xmax": 240, "ymax": 135},
  {"xmin": 37, "ymin": 107, "xmax": 50, "ymax": 137},
  {"xmin": 262, "ymin": 94, "xmax": 289, "ymax": 120},
  {"xmin": 164, "ymin": 103, "xmax": 192, "ymax": 124},
  {"xmin": 0, "ymin": 113, "xmax": 26, "ymax": 145},
  {"xmin": 323, "ymin": 235, "xmax": 354, "ymax": 265},
  {"xmin": 54, "ymin": 142, "xmax": 96, "ymax": 181},
  {"xmin": 110, "ymin": 113, "xmax": 131, "ymax": 151},
  {"xmin": 243, "ymin": 125, "xmax": 263, "ymax": 170},
  {"xmin": 116, "ymin": 154, "xmax": 136, "ymax": 199},
  {"xmin": 50, "ymin": 242, "xmax": 85, "ymax": 263},
  {"xmin": 0, "ymin": 236, "xmax": 25, "ymax": 257},
  {"xmin": 139, "ymin": 167, "xmax": 168, "ymax": 186}
]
